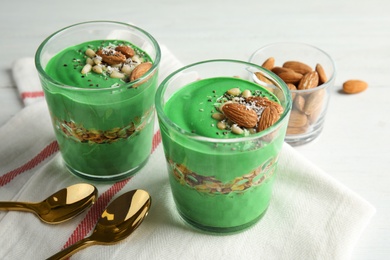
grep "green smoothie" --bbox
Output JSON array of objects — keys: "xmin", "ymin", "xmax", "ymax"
[
  {"xmin": 41, "ymin": 39, "xmax": 158, "ymax": 180},
  {"xmin": 160, "ymin": 76, "xmax": 287, "ymax": 232}
]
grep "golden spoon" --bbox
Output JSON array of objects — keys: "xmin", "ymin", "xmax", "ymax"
[
  {"xmin": 0, "ymin": 183, "xmax": 97, "ymax": 224},
  {"xmin": 46, "ymin": 189, "xmax": 151, "ymax": 260}
]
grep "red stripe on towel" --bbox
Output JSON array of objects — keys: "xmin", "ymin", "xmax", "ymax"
[
  {"xmin": 151, "ymin": 129, "xmax": 161, "ymax": 153},
  {"xmin": 0, "ymin": 141, "xmax": 59, "ymax": 186},
  {"xmin": 62, "ymin": 130, "xmax": 162, "ymax": 248},
  {"xmin": 21, "ymin": 91, "xmax": 45, "ymax": 100}
]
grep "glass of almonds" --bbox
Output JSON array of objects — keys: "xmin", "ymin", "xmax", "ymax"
[{"xmin": 249, "ymin": 42, "xmax": 336, "ymax": 146}]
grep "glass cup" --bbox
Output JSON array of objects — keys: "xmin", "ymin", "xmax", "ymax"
[
  {"xmin": 35, "ymin": 21, "xmax": 161, "ymax": 181},
  {"xmin": 249, "ymin": 42, "xmax": 336, "ymax": 146},
  {"xmin": 155, "ymin": 60, "xmax": 292, "ymax": 233}
]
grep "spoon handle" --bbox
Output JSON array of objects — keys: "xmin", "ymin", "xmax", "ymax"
[
  {"xmin": 46, "ymin": 237, "xmax": 95, "ymax": 260},
  {"xmin": 0, "ymin": 201, "xmax": 36, "ymax": 212}
]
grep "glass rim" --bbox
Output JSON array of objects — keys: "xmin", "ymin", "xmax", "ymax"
[
  {"xmin": 34, "ymin": 20, "xmax": 161, "ymax": 92},
  {"xmin": 155, "ymin": 59, "xmax": 292, "ymax": 143},
  {"xmin": 249, "ymin": 41, "xmax": 336, "ymax": 93}
]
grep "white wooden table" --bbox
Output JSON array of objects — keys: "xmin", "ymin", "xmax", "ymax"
[{"xmin": 1, "ymin": 0, "xmax": 389, "ymax": 259}]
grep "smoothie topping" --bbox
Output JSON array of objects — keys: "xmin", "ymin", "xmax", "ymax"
[
  {"xmin": 221, "ymin": 103, "xmax": 258, "ymax": 128},
  {"xmin": 96, "ymin": 48, "xmax": 126, "ymax": 65},
  {"xmin": 213, "ymin": 88, "xmax": 283, "ymax": 135},
  {"xmin": 130, "ymin": 62, "xmax": 153, "ymax": 81},
  {"xmin": 114, "ymin": 45, "xmax": 135, "ymax": 58},
  {"xmin": 81, "ymin": 43, "xmax": 152, "ymax": 87}
]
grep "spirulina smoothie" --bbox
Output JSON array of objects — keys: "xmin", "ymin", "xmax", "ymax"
[
  {"xmin": 158, "ymin": 75, "xmax": 289, "ymax": 232},
  {"xmin": 40, "ymin": 39, "xmax": 158, "ymax": 180}
]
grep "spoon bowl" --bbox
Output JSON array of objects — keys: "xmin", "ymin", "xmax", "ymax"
[
  {"xmin": 0, "ymin": 183, "xmax": 97, "ymax": 224},
  {"xmin": 46, "ymin": 189, "xmax": 151, "ymax": 260}
]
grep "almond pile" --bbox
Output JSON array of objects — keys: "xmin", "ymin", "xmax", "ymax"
[
  {"xmin": 81, "ymin": 44, "xmax": 152, "ymax": 87},
  {"xmin": 258, "ymin": 58, "xmax": 329, "ymax": 135},
  {"xmin": 212, "ymin": 88, "xmax": 283, "ymax": 136}
]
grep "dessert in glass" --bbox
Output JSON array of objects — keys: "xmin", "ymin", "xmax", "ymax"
[
  {"xmin": 35, "ymin": 21, "xmax": 161, "ymax": 181},
  {"xmin": 156, "ymin": 60, "xmax": 292, "ymax": 233}
]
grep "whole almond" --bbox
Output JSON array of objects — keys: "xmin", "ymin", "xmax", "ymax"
[
  {"xmin": 288, "ymin": 110, "xmax": 307, "ymax": 128},
  {"xmin": 277, "ymin": 70, "xmax": 303, "ymax": 84},
  {"xmin": 287, "ymin": 83, "xmax": 297, "ymax": 91},
  {"xmin": 283, "ymin": 61, "xmax": 312, "ymax": 75},
  {"xmin": 307, "ymin": 102, "xmax": 323, "ymax": 123},
  {"xmin": 297, "ymin": 71, "xmax": 319, "ymax": 90},
  {"xmin": 287, "ymin": 83, "xmax": 297, "ymax": 99},
  {"xmin": 246, "ymin": 96, "xmax": 284, "ymax": 115},
  {"xmin": 261, "ymin": 57, "xmax": 275, "ymax": 70},
  {"xmin": 271, "ymin": 66, "xmax": 290, "ymax": 75},
  {"xmin": 130, "ymin": 62, "xmax": 153, "ymax": 81},
  {"xmin": 254, "ymin": 72, "xmax": 273, "ymax": 84},
  {"xmin": 342, "ymin": 80, "xmax": 368, "ymax": 94},
  {"xmin": 293, "ymin": 94, "xmax": 305, "ymax": 112},
  {"xmin": 303, "ymin": 89, "xmax": 325, "ymax": 115},
  {"xmin": 287, "ymin": 125, "xmax": 308, "ymax": 135},
  {"xmin": 221, "ymin": 103, "xmax": 258, "ymax": 128},
  {"xmin": 115, "ymin": 45, "xmax": 135, "ymax": 58},
  {"xmin": 257, "ymin": 105, "xmax": 280, "ymax": 132},
  {"xmin": 315, "ymin": 63, "xmax": 327, "ymax": 85},
  {"xmin": 96, "ymin": 49, "xmax": 126, "ymax": 65}
]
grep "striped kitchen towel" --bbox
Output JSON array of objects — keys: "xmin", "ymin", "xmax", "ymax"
[{"xmin": 0, "ymin": 45, "xmax": 375, "ymax": 260}]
